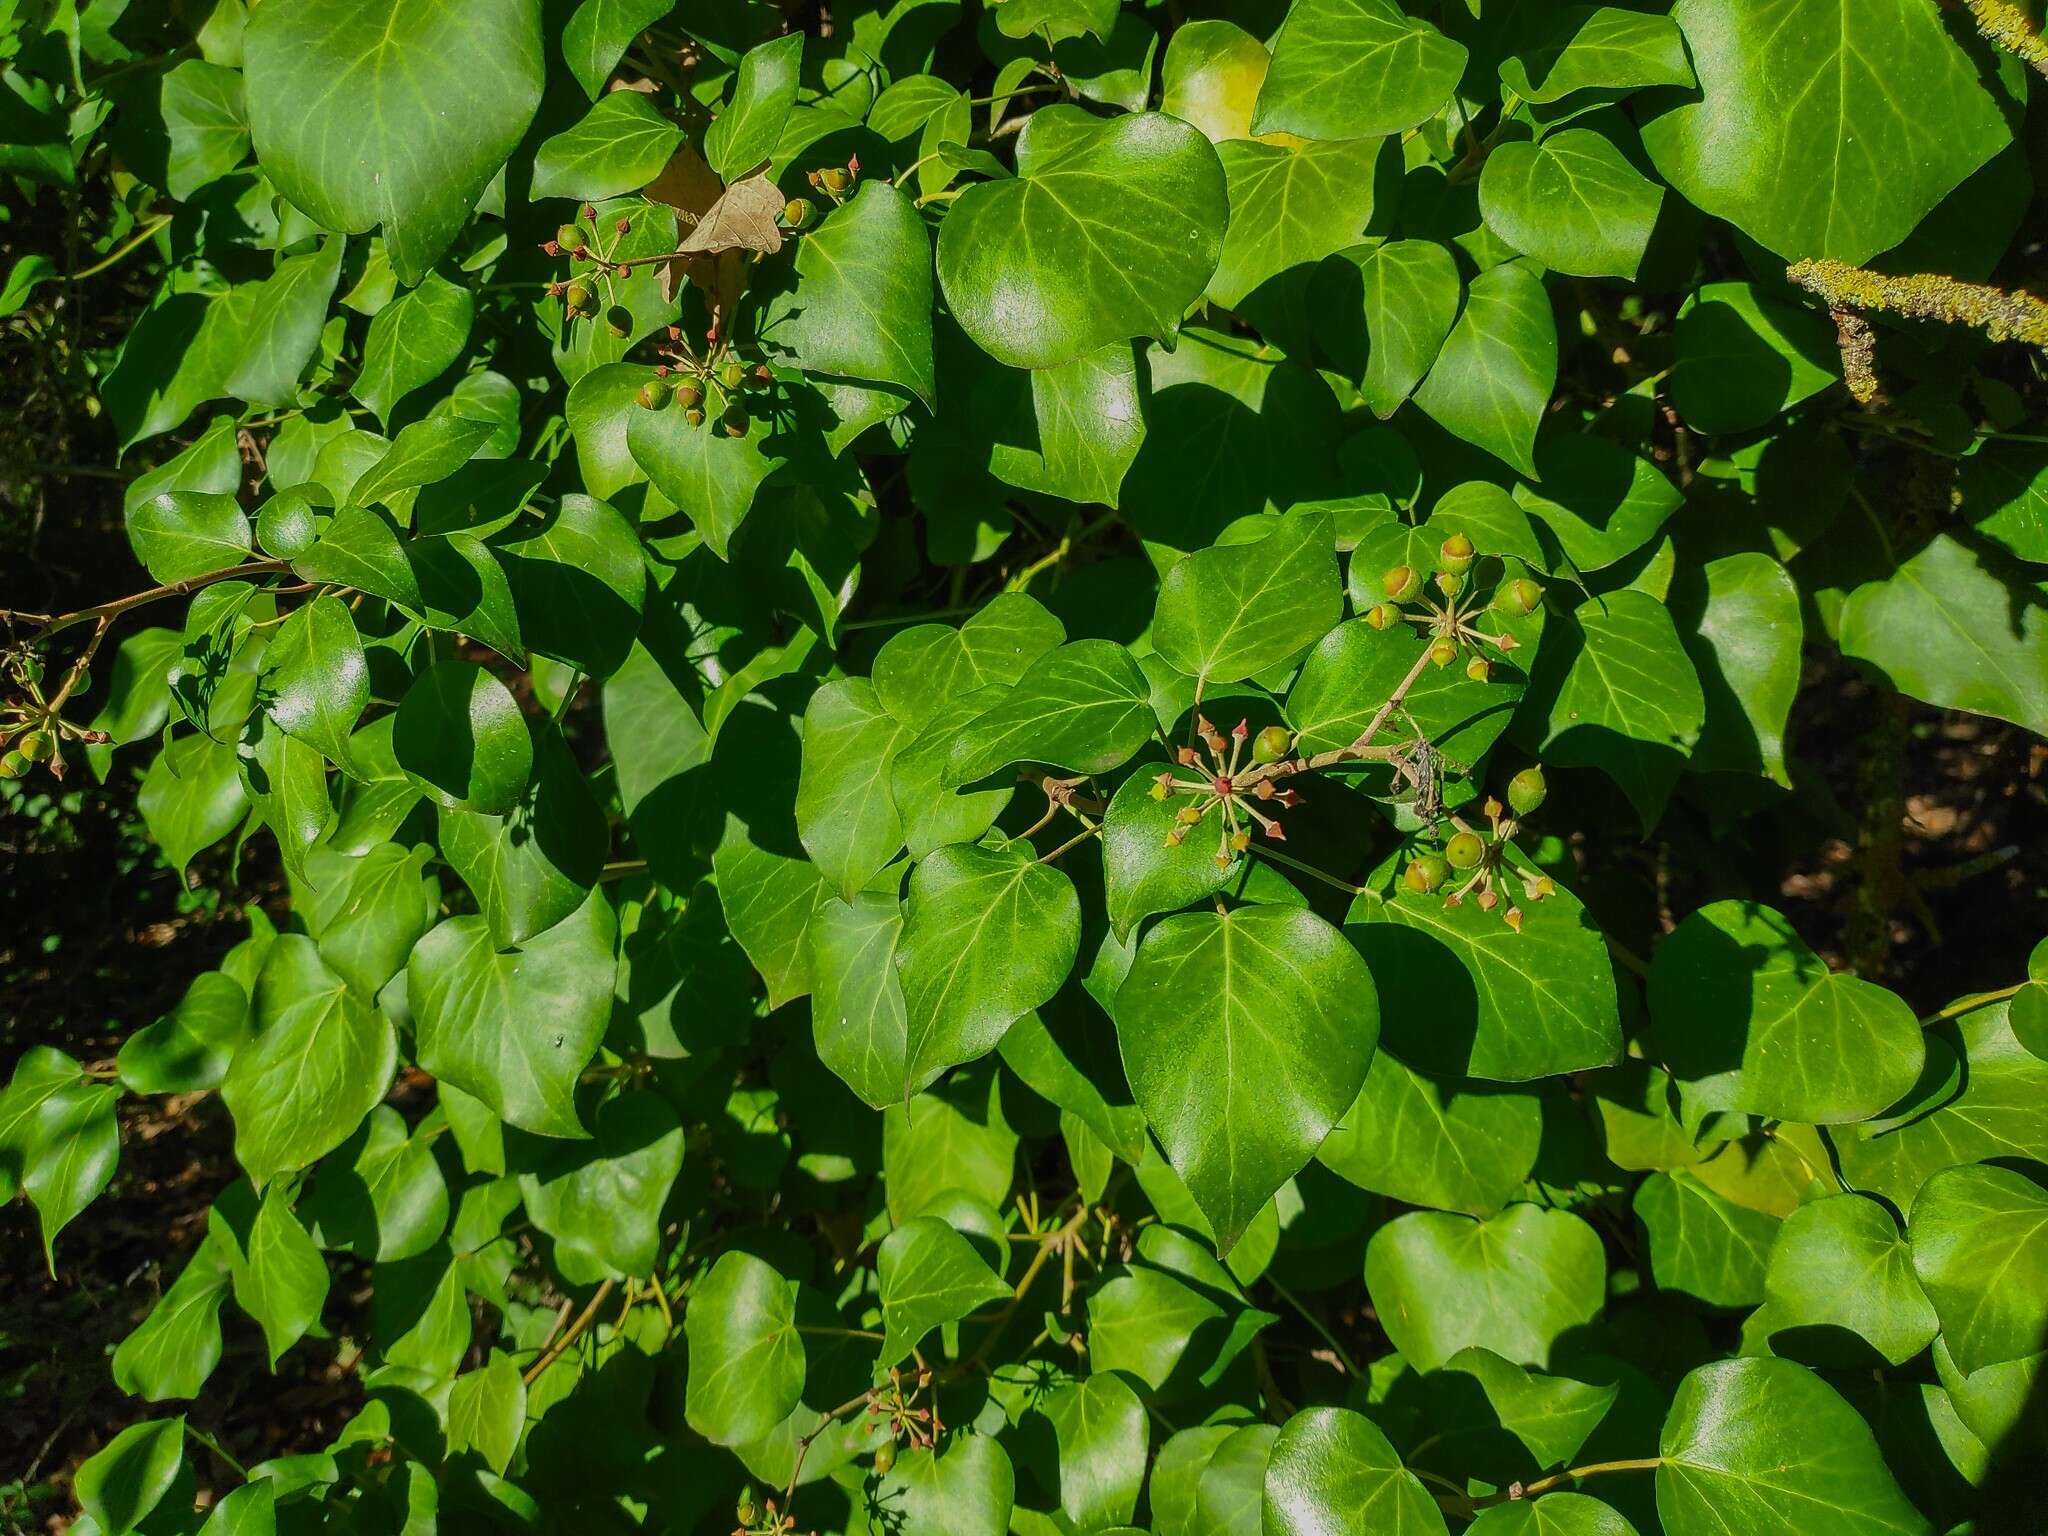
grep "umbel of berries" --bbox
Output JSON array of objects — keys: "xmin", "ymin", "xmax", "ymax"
[
  {"xmin": 1400, "ymin": 789, "xmax": 1555, "ymax": 931},
  {"xmin": 1151, "ymin": 716, "xmax": 1304, "ymax": 869},
  {"xmin": 1369, "ymin": 528, "xmax": 1529, "ymax": 682}
]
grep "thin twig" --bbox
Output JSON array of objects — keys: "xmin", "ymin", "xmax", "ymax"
[{"xmin": 522, "ymin": 1279, "xmax": 615, "ymax": 1386}]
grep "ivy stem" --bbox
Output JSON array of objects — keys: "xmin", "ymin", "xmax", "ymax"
[
  {"xmin": 521, "ymin": 1278, "xmax": 615, "ymax": 1387},
  {"xmin": 795, "ymin": 1325, "xmax": 884, "ymax": 1341},
  {"xmin": 184, "ymin": 1423, "xmax": 247, "ymax": 1479},
  {"xmin": 1921, "ymin": 981, "xmax": 2027, "ymax": 1025},
  {"xmin": 1473, "ymin": 1456, "xmax": 1665, "ymax": 1506},
  {"xmin": 1265, "ymin": 1276, "xmax": 1363, "ymax": 1377},
  {"xmin": 68, "ymin": 213, "xmax": 173, "ymax": 282},
  {"xmin": 782, "ymin": 1389, "xmax": 874, "ymax": 1511},
  {"xmin": 1036, "ymin": 824, "xmax": 1099, "ymax": 865},
  {"xmin": 838, "ymin": 605, "xmax": 978, "ymax": 632},
  {"xmin": 961, "ymin": 1199, "xmax": 1092, "ymax": 1372},
  {"xmin": 1253, "ymin": 846, "xmax": 1364, "ymax": 898},
  {"xmin": 3, "ymin": 558, "xmax": 291, "ymax": 642}
]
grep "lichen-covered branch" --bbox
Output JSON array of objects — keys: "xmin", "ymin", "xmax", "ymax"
[
  {"xmin": 1787, "ymin": 258, "xmax": 2048, "ymax": 347},
  {"xmin": 1964, "ymin": 0, "xmax": 2048, "ymax": 77}
]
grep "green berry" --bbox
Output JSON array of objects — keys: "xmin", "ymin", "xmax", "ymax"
[
  {"xmin": 0, "ymin": 749, "xmax": 26, "ymax": 779},
  {"xmin": 735, "ymin": 1487, "xmax": 758, "ymax": 1526},
  {"xmin": 18, "ymin": 729, "xmax": 54, "ymax": 762},
  {"xmin": 1508, "ymin": 766, "xmax": 1547, "ymax": 816},
  {"xmin": 1438, "ymin": 531, "xmax": 1476, "ymax": 574},
  {"xmin": 1383, "ymin": 564, "xmax": 1421, "ymax": 602},
  {"xmin": 1445, "ymin": 831, "xmax": 1486, "ymax": 871},
  {"xmin": 782, "ymin": 197, "xmax": 813, "ymax": 229},
  {"xmin": 1253, "ymin": 725, "xmax": 1293, "ymax": 765},
  {"xmin": 1363, "ymin": 602, "xmax": 1400, "ymax": 631},
  {"xmin": 719, "ymin": 360, "xmax": 747, "ymax": 392},
  {"xmin": 1436, "ymin": 569, "xmax": 1464, "ymax": 598},
  {"xmin": 1493, "ymin": 577, "xmax": 1542, "ymax": 617},
  {"xmin": 556, "ymin": 222, "xmax": 586, "ymax": 252},
  {"xmin": 685, "ymin": 406, "xmax": 706, "ymax": 428},
  {"xmin": 1404, "ymin": 854, "xmax": 1450, "ymax": 894},
  {"xmin": 722, "ymin": 403, "xmax": 749, "ymax": 437},
  {"xmin": 819, "ymin": 165, "xmax": 851, "ymax": 192},
  {"xmin": 563, "ymin": 280, "xmax": 593, "ymax": 315},
  {"xmin": 635, "ymin": 381, "xmax": 667, "ymax": 410},
  {"xmin": 1428, "ymin": 637, "xmax": 1458, "ymax": 669},
  {"xmin": 1464, "ymin": 655, "xmax": 1490, "ymax": 684},
  {"xmin": 674, "ymin": 381, "xmax": 703, "ymax": 410},
  {"xmin": 604, "ymin": 304, "xmax": 632, "ymax": 338},
  {"xmin": 873, "ymin": 1437, "xmax": 897, "ymax": 1475}
]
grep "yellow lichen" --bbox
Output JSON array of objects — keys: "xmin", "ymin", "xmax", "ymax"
[
  {"xmin": 1786, "ymin": 258, "xmax": 2048, "ymax": 348},
  {"xmin": 1966, "ymin": 0, "xmax": 2048, "ymax": 77}
]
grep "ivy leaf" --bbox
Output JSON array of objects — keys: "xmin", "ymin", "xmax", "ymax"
[
  {"xmin": 1465, "ymin": 1494, "xmax": 1636, "ymax": 1535},
  {"xmin": 1632, "ymin": 1170, "xmax": 1779, "ymax": 1309},
  {"xmin": 992, "ymin": 0, "xmax": 1116, "ymax": 45},
  {"xmin": 221, "ymin": 239, "xmax": 345, "ymax": 407},
  {"xmin": 878, "ymin": 1214, "xmax": 1011, "ymax": 1364},
  {"xmin": 409, "ymin": 892, "xmax": 617, "ymax": 1139},
  {"xmin": 220, "ymin": 937, "xmax": 397, "ymax": 1188},
  {"xmin": 446, "ymin": 1351, "xmax": 527, "ymax": 1474},
  {"xmin": 873, "ymin": 592, "xmax": 1066, "ymax": 731},
  {"xmin": 1656, "ymin": 1358, "xmax": 1931, "ymax": 1536},
  {"xmin": 684, "ymin": 1251, "xmax": 805, "ymax": 1446},
  {"xmin": 392, "ymin": 661, "xmax": 533, "ymax": 816},
  {"xmin": 301, "ymin": 842, "xmax": 436, "ymax": 1000},
  {"xmin": 112, "ymin": 1238, "xmax": 230, "ymax": 1398},
  {"xmin": 1763, "ymin": 1193, "xmax": 1937, "ymax": 1368},
  {"xmin": 1315, "ymin": 239, "xmax": 1461, "ymax": 420},
  {"xmin": 356, "ymin": 272, "xmax": 473, "ymax": 425},
  {"xmin": 532, "ymin": 91, "xmax": 682, "ymax": 202},
  {"xmin": 126, "ymin": 491, "xmax": 252, "ymax": 585},
  {"xmin": 896, "ymin": 843, "xmax": 1081, "ymax": 1097},
  {"xmin": 74, "ymin": 1417, "xmax": 186, "ymax": 1536},
  {"xmin": 626, "ymin": 387, "xmax": 783, "ymax": 557},
  {"xmin": 1536, "ymin": 591, "xmax": 1705, "ymax": 831},
  {"xmin": 1414, "ymin": 261, "xmax": 1557, "ymax": 479},
  {"xmin": 1647, "ymin": 900, "xmax": 1924, "ymax": 1124},
  {"xmin": 1678, "ymin": 552, "xmax": 1802, "ymax": 785},
  {"xmin": 1100, "ymin": 770, "xmax": 1242, "ymax": 941},
  {"xmin": 704, "ymin": 32, "xmax": 802, "ymax": 179},
  {"xmin": 1839, "ymin": 533, "xmax": 2048, "ymax": 736},
  {"xmin": 1263, "ymin": 1406, "xmax": 1449, "ymax": 1536},
  {"xmin": 868, "ymin": 1435, "xmax": 1016, "ymax": 1536},
  {"xmin": 1364, "ymin": 1205, "xmax": 1606, "ymax": 1371},
  {"xmin": 942, "ymin": 639, "xmax": 1154, "ymax": 787},
  {"xmin": 296, "ymin": 506, "xmax": 425, "ymax": 612},
  {"xmin": 563, "ymin": 0, "xmax": 672, "ymax": 97},
  {"xmin": 810, "ymin": 893, "xmax": 910, "ymax": 1110},
  {"xmin": 1153, "ymin": 511, "xmax": 1340, "ymax": 687},
  {"xmin": 299, "ymin": 1104, "xmax": 447, "ymax": 1263},
  {"xmin": 351, "ymin": 414, "xmax": 498, "ymax": 508},
  {"xmin": 1044, "ymin": 1372, "xmax": 1148, "ymax": 1529},
  {"xmin": 118, "ymin": 973, "xmax": 250, "ymax": 1095},
  {"xmin": 776, "ymin": 181, "xmax": 936, "ymax": 408},
  {"xmin": 1086, "ymin": 1262, "xmax": 1227, "ymax": 1395},
  {"xmin": 1500, "ymin": 6, "xmax": 1695, "ymax": 103},
  {"xmin": 216, "ymin": 1184, "xmax": 330, "ymax": 1367},
  {"xmin": 1478, "ymin": 123, "xmax": 1663, "ymax": 282},
  {"xmin": 494, "ymin": 492, "xmax": 647, "ymax": 679},
  {"xmin": 1116, "ymin": 905, "xmax": 1378, "ymax": 1253},
  {"xmin": 936, "ymin": 107, "xmax": 1227, "ymax": 370},
  {"xmin": 262, "ymin": 594, "xmax": 367, "ymax": 772},
  {"xmin": 1669, "ymin": 281, "xmax": 1840, "ymax": 436},
  {"xmin": 1317, "ymin": 1053, "xmax": 1543, "ymax": 1217},
  {"xmin": 1908, "ymin": 1163, "xmax": 2048, "ymax": 1376},
  {"xmin": 1429, "ymin": 1348, "xmax": 1620, "ymax": 1476},
  {"xmin": 1208, "ymin": 139, "xmax": 1391, "ymax": 311},
  {"xmin": 1345, "ymin": 868, "xmax": 1620, "ymax": 1083},
  {"xmin": 1640, "ymin": 0, "xmax": 2010, "ymax": 263},
  {"xmin": 244, "ymin": 0, "xmax": 544, "ymax": 284},
  {"xmin": 519, "ymin": 1091, "xmax": 685, "ymax": 1280},
  {"xmin": 892, "ymin": 693, "xmax": 1016, "ymax": 858},
  {"xmin": 19, "ymin": 1077, "xmax": 120, "ymax": 1271},
  {"xmin": 1252, "ymin": 0, "xmax": 1468, "ymax": 141},
  {"xmin": 796, "ymin": 680, "xmax": 913, "ymax": 900}
]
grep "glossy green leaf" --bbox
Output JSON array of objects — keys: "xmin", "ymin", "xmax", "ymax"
[
  {"xmin": 1909, "ymin": 1163, "xmax": 2048, "ymax": 1377},
  {"xmin": 684, "ymin": 1251, "xmax": 805, "ymax": 1446},
  {"xmin": 1763, "ymin": 1193, "xmax": 1937, "ymax": 1368},
  {"xmin": 392, "ymin": 660, "xmax": 533, "ymax": 815},
  {"xmin": 936, "ymin": 107, "xmax": 1227, "ymax": 370},
  {"xmin": 1641, "ymin": 0, "xmax": 2010, "ymax": 263},
  {"xmin": 1479, "ymin": 125, "xmax": 1662, "ymax": 281},
  {"xmin": 1501, "ymin": 6, "xmax": 1694, "ymax": 103},
  {"xmin": 878, "ymin": 1214, "xmax": 1011, "ymax": 1363},
  {"xmin": 244, "ymin": 0, "xmax": 544, "ymax": 284},
  {"xmin": 1153, "ymin": 511, "xmax": 1339, "ymax": 686},
  {"xmin": 1633, "ymin": 1170, "xmax": 1779, "ymax": 1308},
  {"xmin": 873, "ymin": 592, "xmax": 1065, "ymax": 731},
  {"xmin": 796, "ymin": 679, "xmax": 913, "ymax": 900},
  {"xmin": 1364, "ymin": 1205, "xmax": 1605, "ymax": 1371},
  {"xmin": 1414, "ymin": 261, "xmax": 1557, "ymax": 479},
  {"xmin": 446, "ymin": 1350, "xmax": 526, "ymax": 1474},
  {"xmin": 1045, "ymin": 1371, "xmax": 1148, "ymax": 1529},
  {"xmin": 221, "ymin": 239, "xmax": 344, "ymax": 407},
  {"xmin": 1680, "ymin": 552, "xmax": 1801, "ymax": 785},
  {"xmin": 356, "ymin": 272, "xmax": 473, "ymax": 424},
  {"xmin": 896, "ymin": 842, "xmax": 1081, "ymax": 1096},
  {"xmin": 1252, "ymin": 0, "xmax": 1467, "ymax": 142},
  {"xmin": 520, "ymin": 1091, "xmax": 684, "ymax": 1280},
  {"xmin": 1263, "ymin": 1406, "xmax": 1449, "ymax": 1536},
  {"xmin": 1317, "ymin": 1053, "xmax": 1543, "ymax": 1216},
  {"xmin": 777, "ymin": 181, "xmax": 935, "ymax": 408},
  {"xmin": 704, "ymin": 32, "xmax": 801, "ymax": 179},
  {"xmin": 75, "ymin": 1417, "xmax": 186, "ymax": 1536},
  {"xmin": 1668, "ymin": 282, "xmax": 1839, "ymax": 436},
  {"xmin": 263, "ymin": 594, "xmax": 366, "ymax": 770},
  {"xmin": 118, "ymin": 973, "xmax": 249, "ymax": 1095},
  {"xmin": 942, "ymin": 639, "xmax": 1153, "ymax": 787},
  {"xmin": 126, "ymin": 491, "xmax": 252, "ymax": 585},
  {"xmin": 1317, "ymin": 239, "xmax": 1461, "ymax": 419},
  {"xmin": 532, "ymin": 90, "xmax": 682, "ymax": 201},
  {"xmin": 1209, "ymin": 138, "xmax": 1389, "ymax": 311},
  {"xmin": 409, "ymin": 892, "xmax": 616, "ymax": 1139},
  {"xmin": 1656, "ymin": 1358, "xmax": 1931, "ymax": 1536},
  {"xmin": 1116, "ymin": 905, "xmax": 1378, "ymax": 1253}
]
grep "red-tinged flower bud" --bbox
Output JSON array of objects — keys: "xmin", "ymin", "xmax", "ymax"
[
  {"xmin": 1177, "ymin": 745, "xmax": 1201, "ymax": 766},
  {"xmin": 654, "ymin": 363, "xmax": 670, "ymax": 377},
  {"xmin": 582, "ymin": 204, "xmax": 597, "ymax": 221},
  {"xmin": 675, "ymin": 381, "xmax": 703, "ymax": 410},
  {"xmin": 1255, "ymin": 780, "xmax": 1274, "ymax": 800},
  {"xmin": 848, "ymin": 153, "xmax": 861, "ymax": 176},
  {"xmin": 1232, "ymin": 718, "xmax": 1249, "ymax": 740},
  {"xmin": 1276, "ymin": 789, "xmax": 1301, "ymax": 808},
  {"xmin": 1266, "ymin": 822, "xmax": 1287, "ymax": 842},
  {"xmin": 1504, "ymin": 907, "xmax": 1525, "ymax": 931},
  {"xmin": 807, "ymin": 168, "xmax": 823, "ymax": 188},
  {"xmin": 542, "ymin": 239, "xmax": 561, "ymax": 257},
  {"xmin": 667, "ymin": 324, "xmax": 682, "ymax": 341},
  {"xmin": 547, "ymin": 280, "xmax": 565, "ymax": 297},
  {"xmin": 616, "ymin": 216, "xmax": 631, "ymax": 234}
]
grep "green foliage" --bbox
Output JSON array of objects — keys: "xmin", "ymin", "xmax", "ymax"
[{"xmin": 4, "ymin": 0, "xmax": 2047, "ymax": 1530}]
